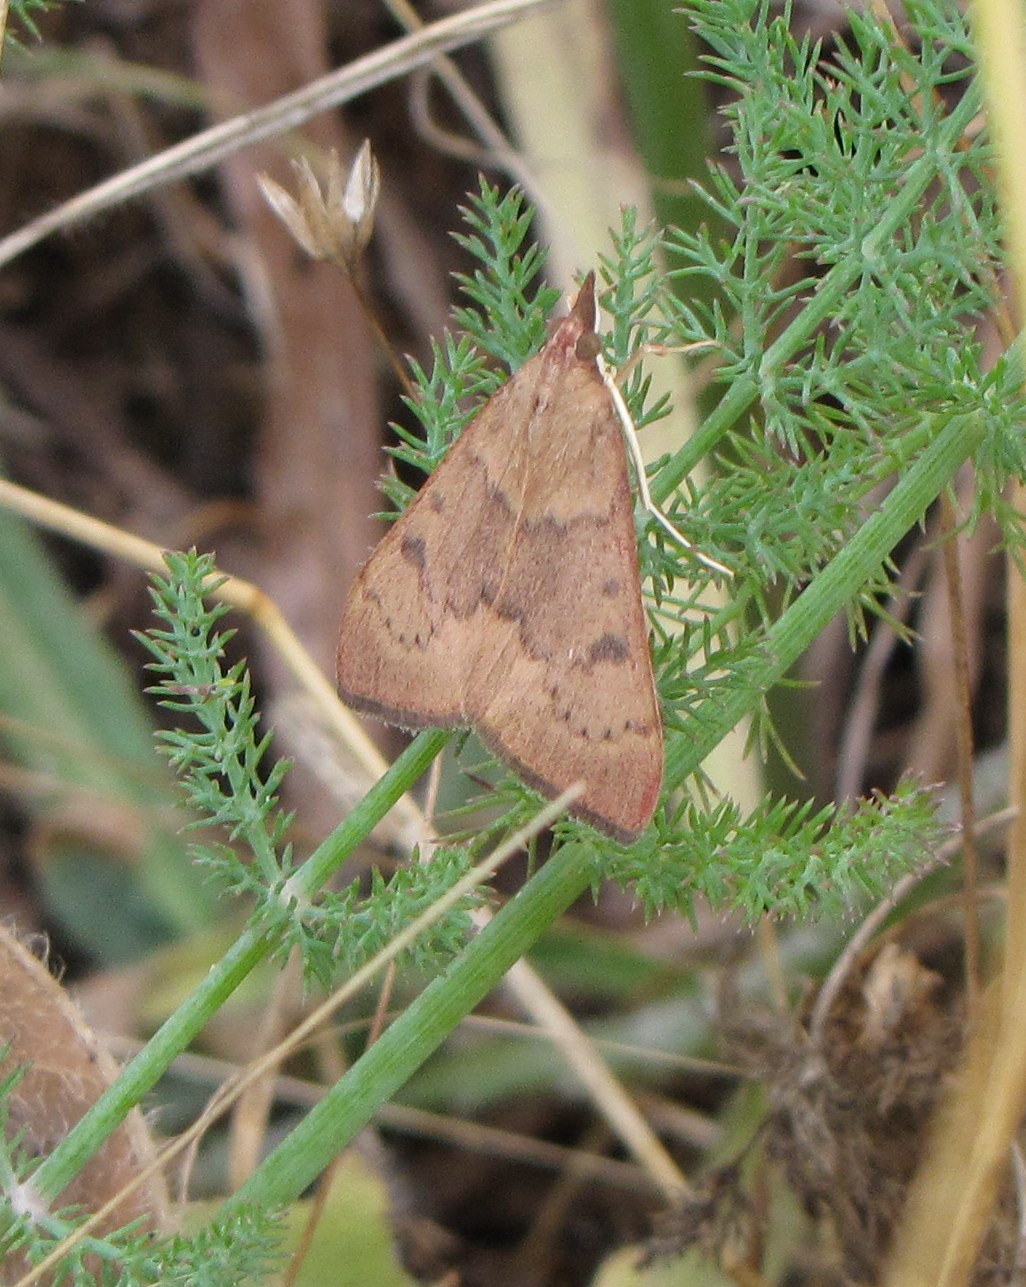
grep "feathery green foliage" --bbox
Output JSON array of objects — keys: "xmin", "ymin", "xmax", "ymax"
[
  {"xmin": 365, "ymin": 133, "xmax": 961, "ymax": 914},
  {"xmin": 0, "ymin": 1139, "xmax": 284, "ymax": 1287},
  {"xmin": 134, "ymin": 551, "xmax": 295, "ymax": 896},
  {"xmin": 135, "ymin": 550, "xmax": 480, "ymax": 986},
  {"xmin": 668, "ymin": 0, "xmax": 1019, "ymax": 599},
  {"xmin": 609, "ymin": 780, "xmax": 946, "ymax": 921}
]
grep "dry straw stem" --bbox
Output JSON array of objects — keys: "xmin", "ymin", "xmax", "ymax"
[
  {"xmin": 113, "ymin": 1030, "xmax": 694, "ymax": 1200},
  {"xmin": 0, "ymin": 0, "xmax": 557, "ymax": 270},
  {"xmin": 883, "ymin": 0, "xmax": 1026, "ymax": 1281},
  {"xmin": 501, "ymin": 954, "xmax": 689, "ymax": 1198},
  {"xmin": 104, "ymin": 1025, "xmax": 719, "ymax": 1185}
]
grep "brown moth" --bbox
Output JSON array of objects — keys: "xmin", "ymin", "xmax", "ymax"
[{"xmin": 337, "ymin": 273, "xmax": 663, "ymax": 843}]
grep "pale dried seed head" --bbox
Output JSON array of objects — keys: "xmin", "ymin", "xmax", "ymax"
[
  {"xmin": 343, "ymin": 140, "xmax": 380, "ymax": 250},
  {"xmin": 256, "ymin": 173, "xmax": 320, "ymax": 260},
  {"xmin": 257, "ymin": 141, "xmax": 380, "ymax": 270}
]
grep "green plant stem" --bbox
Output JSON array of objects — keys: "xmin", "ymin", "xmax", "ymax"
[
  {"xmin": 666, "ymin": 409, "xmax": 985, "ymax": 787},
  {"xmin": 29, "ymin": 728, "xmax": 450, "ymax": 1204},
  {"xmin": 29, "ymin": 393, "xmax": 985, "ymax": 1223},
  {"xmin": 221, "ymin": 838, "xmax": 595, "ymax": 1215},
  {"xmin": 653, "ymin": 78, "xmax": 983, "ymax": 495}
]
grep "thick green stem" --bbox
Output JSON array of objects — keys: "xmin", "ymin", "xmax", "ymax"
[
  {"xmin": 666, "ymin": 411, "xmax": 984, "ymax": 786},
  {"xmin": 223, "ymin": 840, "xmax": 595, "ymax": 1214},
  {"xmin": 30, "ymin": 729, "xmax": 450, "ymax": 1203}
]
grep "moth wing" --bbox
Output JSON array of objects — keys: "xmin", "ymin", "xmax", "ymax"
[
  {"xmin": 336, "ymin": 363, "xmax": 540, "ymax": 728},
  {"xmin": 467, "ymin": 393, "xmax": 663, "ymax": 842}
]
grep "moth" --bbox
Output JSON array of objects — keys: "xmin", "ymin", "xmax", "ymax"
[{"xmin": 338, "ymin": 274, "xmax": 689, "ymax": 842}]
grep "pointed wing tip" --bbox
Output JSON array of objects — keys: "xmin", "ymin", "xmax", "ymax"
[
  {"xmin": 571, "ymin": 271, "xmax": 597, "ymax": 319},
  {"xmin": 557, "ymin": 271, "xmax": 599, "ymax": 352},
  {"xmin": 478, "ymin": 724, "xmax": 661, "ymax": 844}
]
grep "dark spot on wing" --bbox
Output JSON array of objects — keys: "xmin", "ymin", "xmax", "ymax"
[
  {"xmin": 494, "ymin": 597, "xmax": 522, "ymax": 622},
  {"xmin": 401, "ymin": 535, "xmax": 427, "ymax": 569},
  {"xmin": 589, "ymin": 633, "xmax": 630, "ymax": 664}
]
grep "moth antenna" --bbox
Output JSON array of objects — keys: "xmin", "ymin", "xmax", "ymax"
[{"xmin": 594, "ymin": 350, "xmax": 733, "ymax": 578}]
